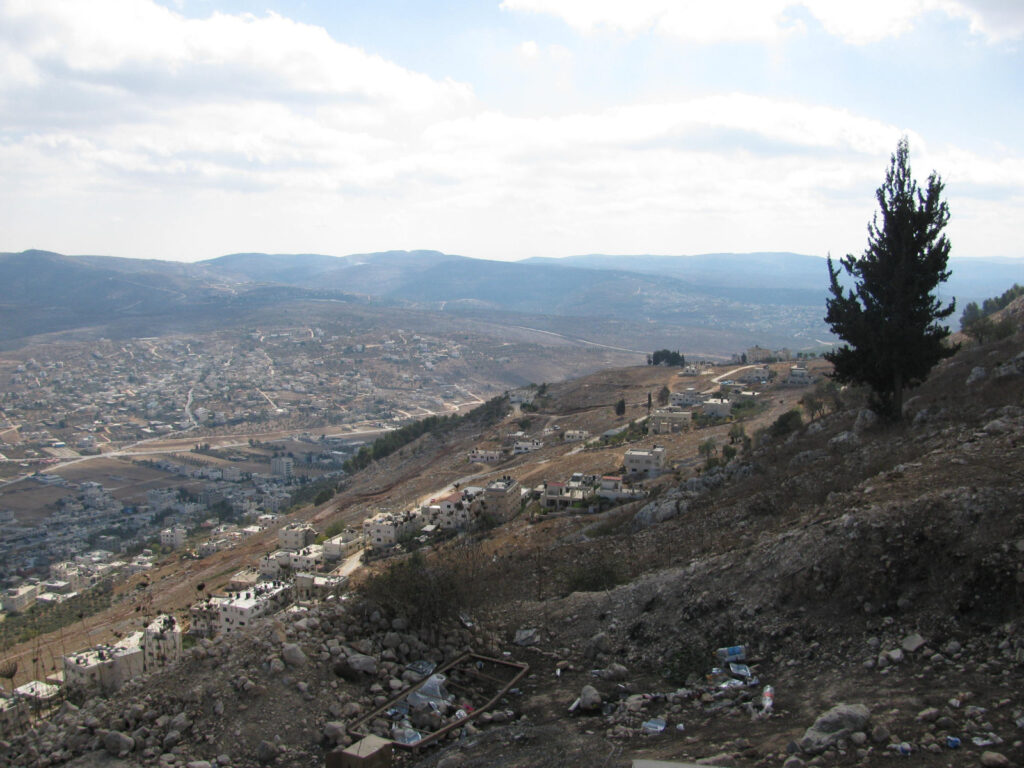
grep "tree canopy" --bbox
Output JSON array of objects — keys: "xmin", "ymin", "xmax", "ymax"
[
  {"xmin": 824, "ymin": 138, "xmax": 956, "ymax": 420},
  {"xmin": 960, "ymin": 283, "xmax": 1022, "ymax": 344},
  {"xmin": 649, "ymin": 349, "xmax": 685, "ymax": 366}
]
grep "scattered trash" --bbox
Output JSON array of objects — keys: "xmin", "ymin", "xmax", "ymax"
[
  {"xmin": 391, "ymin": 726, "xmax": 422, "ymax": 745},
  {"xmin": 641, "ymin": 717, "xmax": 666, "ymax": 735},
  {"xmin": 406, "ymin": 673, "xmax": 451, "ymax": 710},
  {"xmin": 675, "ymin": 723, "xmax": 686, "ymax": 732},
  {"xmin": 349, "ymin": 652, "xmax": 530, "ymax": 751},
  {"xmin": 406, "ymin": 660, "xmax": 437, "ymax": 677},
  {"xmin": 729, "ymin": 663, "xmax": 753, "ymax": 679},
  {"xmin": 972, "ymin": 737, "xmax": 995, "ymax": 747},
  {"xmin": 514, "ymin": 627, "xmax": 541, "ymax": 646},
  {"xmin": 897, "ymin": 742, "xmax": 912, "ymax": 756},
  {"xmin": 946, "ymin": 736, "xmax": 961, "ymax": 749},
  {"xmin": 716, "ymin": 645, "xmax": 748, "ymax": 663},
  {"xmin": 760, "ymin": 685, "xmax": 774, "ymax": 716}
]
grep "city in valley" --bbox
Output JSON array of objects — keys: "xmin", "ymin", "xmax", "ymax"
[{"xmin": 0, "ymin": 312, "xmax": 818, "ymax": 697}]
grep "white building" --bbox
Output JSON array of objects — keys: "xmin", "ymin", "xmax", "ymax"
[
  {"xmin": 422, "ymin": 493, "xmax": 473, "ymax": 530},
  {"xmin": 288, "ymin": 544, "xmax": 324, "ymax": 571},
  {"xmin": 322, "ymin": 529, "xmax": 362, "ymax": 561},
  {"xmin": 701, "ymin": 399, "xmax": 732, "ymax": 419},
  {"xmin": 596, "ymin": 475, "xmax": 647, "ymax": 502},
  {"xmin": 143, "ymin": 614, "xmax": 182, "ymax": 670},
  {"xmin": 479, "ymin": 476, "xmax": 521, "ymax": 522},
  {"xmin": 64, "ymin": 632, "xmax": 145, "ymax": 695},
  {"xmin": 563, "ymin": 429, "xmax": 590, "ymax": 442},
  {"xmin": 210, "ymin": 582, "xmax": 291, "ymax": 636},
  {"xmin": 649, "ymin": 407, "xmax": 692, "ymax": 434},
  {"xmin": 293, "ymin": 572, "xmax": 347, "ymax": 602},
  {"xmin": 160, "ymin": 526, "xmax": 188, "ymax": 549},
  {"xmin": 0, "ymin": 695, "xmax": 26, "ymax": 731},
  {"xmin": 278, "ymin": 523, "xmax": 317, "ymax": 551},
  {"xmin": 3, "ymin": 584, "xmax": 39, "ymax": 614},
  {"xmin": 258, "ymin": 549, "xmax": 291, "ymax": 578},
  {"xmin": 513, "ymin": 438, "xmax": 543, "ymax": 455},
  {"xmin": 270, "ymin": 456, "xmax": 294, "ymax": 479},
  {"xmin": 737, "ymin": 366, "xmax": 770, "ymax": 384},
  {"xmin": 746, "ymin": 345, "xmax": 773, "ymax": 363},
  {"xmin": 624, "ymin": 446, "xmax": 667, "ymax": 478},
  {"xmin": 787, "ymin": 365, "xmax": 811, "ymax": 385},
  {"xmin": 670, "ymin": 389, "xmax": 703, "ymax": 407},
  {"xmin": 362, "ymin": 509, "xmax": 423, "ymax": 551},
  {"xmin": 13, "ymin": 679, "xmax": 61, "ymax": 707},
  {"xmin": 468, "ymin": 448, "xmax": 503, "ymax": 463}
]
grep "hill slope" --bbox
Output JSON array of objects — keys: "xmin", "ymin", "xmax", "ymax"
[{"xmin": 2, "ymin": 330, "xmax": 1023, "ymax": 767}]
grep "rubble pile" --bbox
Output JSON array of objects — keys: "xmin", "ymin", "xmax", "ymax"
[{"xmin": 0, "ymin": 601, "xmax": 510, "ymax": 768}]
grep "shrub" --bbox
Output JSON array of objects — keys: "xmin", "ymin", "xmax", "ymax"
[
  {"xmin": 769, "ymin": 409, "xmax": 803, "ymax": 439},
  {"xmin": 358, "ymin": 543, "xmax": 487, "ymax": 629},
  {"xmin": 563, "ymin": 557, "xmax": 623, "ymax": 594}
]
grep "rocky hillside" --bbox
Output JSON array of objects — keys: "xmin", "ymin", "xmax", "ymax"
[{"xmin": 2, "ymin": 335, "xmax": 1024, "ymax": 768}]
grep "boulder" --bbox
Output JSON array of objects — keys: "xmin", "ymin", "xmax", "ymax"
[
  {"xmin": 347, "ymin": 654, "xmax": 377, "ymax": 675},
  {"xmin": 256, "ymin": 740, "xmax": 278, "ymax": 765},
  {"xmin": 799, "ymin": 704, "xmax": 871, "ymax": 754},
  {"xmin": 981, "ymin": 752, "xmax": 1011, "ymax": 768},
  {"xmin": 281, "ymin": 643, "xmax": 306, "ymax": 667},
  {"xmin": 902, "ymin": 633, "xmax": 927, "ymax": 653},
  {"xmin": 579, "ymin": 685, "xmax": 602, "ymax": 712},
  {"xmin": 514, "ymin": 628, "xmax": 540, "ymax": 646},
  {"xmin": 103, "ymin": 731, "xmax": 135, "ymax": 757}
]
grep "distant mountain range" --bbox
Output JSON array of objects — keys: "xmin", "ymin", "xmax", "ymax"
[{"xmin": 0, "ymin": 248, "xmax": 1018, "ymax": 351}]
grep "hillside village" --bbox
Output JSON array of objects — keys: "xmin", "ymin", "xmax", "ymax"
[
  {"xmin": 1, "ymin": 348, "xmax": 817, "ymax": 683},
  {"xmin": 1, "ymin": 323, "xmax": 1021, "ymax": 768}
]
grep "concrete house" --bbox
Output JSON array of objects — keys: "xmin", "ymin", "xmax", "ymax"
[
  {"xmin": 479, "ymin": 476, "xmax": 521, "ymax": 522},
  {"xmin": 362, "ymin": 509, "xmax": 423, "ymax": 551},
  {"xmin": 468, "ymin": 448, "xmax": 503, "ymax": 463},
  {"xmin": 323, "ymin": 529, "xmax": 362, "ymax": 561},
  {"xmin": 279, "ymin": 523, "xmax": 317, "ymax": 551},
  {"xmin": 649, "ymin": 407, "xmax": 692, "ymax": 434},
  {"xmin": 64, "ymin": 632, "xmax": 145, "ymax": 695},
  {"xmin": 624, "ymin": 446, "xmax": 667, "ymax": 478},
  {"xmin": 670, "ymin": 388, "xmax": 703, "ymax": 407}
]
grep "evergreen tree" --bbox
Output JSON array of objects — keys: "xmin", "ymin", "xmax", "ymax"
[{"xmin": 825, "ymin": 138, "xmax": 956, "ymax": 420}]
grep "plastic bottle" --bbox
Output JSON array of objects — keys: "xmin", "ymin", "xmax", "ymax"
[{"xmin": 761, "ymin": 685, "xmax": 774, "ymax": 715}]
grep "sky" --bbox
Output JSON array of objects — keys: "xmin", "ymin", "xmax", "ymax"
[{"xmin": 1, "ymin": 0, "xmax": 1022, "ymax": 264}]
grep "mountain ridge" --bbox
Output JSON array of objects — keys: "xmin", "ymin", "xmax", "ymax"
[{"xmin": 1, "ymin": 248, "xmax": 1019, "ymax": 352}]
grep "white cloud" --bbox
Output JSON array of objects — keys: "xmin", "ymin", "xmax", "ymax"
[
  {"xmin": 500, "ymin": 0, "xmax": 1024, "ymax": 44},
  {"xmin": 520, "ymin": 40, "xmax": 540, "ymax": 58},
  {"xmin": 0, "ymin": 0, "xmax": 1019, "ymax": 262},
  {"xmin": 0, "ymin": 0, "xmax": 473, "ymax": 114},
  {"xmin": 500, "ymin": 0, "xmax": 803, "ymax": 43}
]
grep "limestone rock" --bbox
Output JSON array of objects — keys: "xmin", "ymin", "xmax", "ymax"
[
  {"xmin": 103, "ymin": 731, "xmax": 135, "ymax": 758},
  {"xmin": 799, "ymin": 704, "xmax": 871, "ymax": 754},
  {"xmin": 281, "ymin": 643, "xmax": 306, "ymax": 667},
  {"xmin": 574, "ymin": 684, "xmax": 600, "ymax": 712}
]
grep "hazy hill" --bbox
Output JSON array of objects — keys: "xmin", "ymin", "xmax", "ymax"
[{"xmin": 2, "ymin": 248, "xmax": 1020, "ymax": 352}]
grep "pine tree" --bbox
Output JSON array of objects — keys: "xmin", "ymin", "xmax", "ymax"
[{"xmin": 825, "ymin": 137, "xmax": 957, "ymax": 420}]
